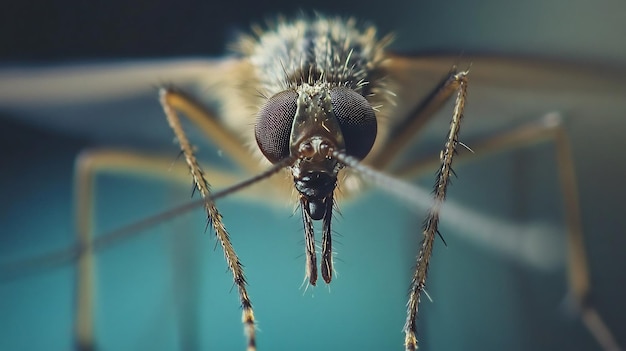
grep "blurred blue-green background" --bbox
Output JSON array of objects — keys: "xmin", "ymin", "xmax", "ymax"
[{"xmin": 1, "ymin": 1, "xmax": 625, "ymax": 351}]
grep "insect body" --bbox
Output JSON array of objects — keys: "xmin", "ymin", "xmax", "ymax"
[{"xmin": 158, "ymin": 17, "xmax": 468, "ymax": 350}]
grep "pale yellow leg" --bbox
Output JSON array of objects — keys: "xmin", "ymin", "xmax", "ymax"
[{"xmin": 72, "ymin": 148, "xmax": 245, "ymax": 350}]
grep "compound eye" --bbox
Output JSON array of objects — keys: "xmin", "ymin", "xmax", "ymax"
[
  {"xmin": 255, "ymin": 90, "xmax": 298, "ymax": 164},
  {"xmin": 329, "ymin": 87, "xmax": 377, "ymax": 160}
]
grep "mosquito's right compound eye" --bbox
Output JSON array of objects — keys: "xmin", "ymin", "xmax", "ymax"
[{"xmin": 255, "ymin": 90, "xmax": 298, "ymax": 164}]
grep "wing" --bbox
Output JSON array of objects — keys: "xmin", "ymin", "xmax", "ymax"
[
  {"xmin": 382, "ymin": 54, "xmax": 626, "ymax": 150},
  {"xmin": 0, "ymin": 58, "xmax": 247, "ymax": 151}
]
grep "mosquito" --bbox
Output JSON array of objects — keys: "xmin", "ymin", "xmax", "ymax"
[{"xmin": 0, "ymin": 15, "xmax": 623, "ymax": 351}]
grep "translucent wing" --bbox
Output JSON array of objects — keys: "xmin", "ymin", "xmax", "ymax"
[
  {"xmin": 0, "ymin": 58, "xmax": 245, "ymax": 150},
  {"xmin": 383, "ymin": 54, "xmax": 626, "ymax": 148}
]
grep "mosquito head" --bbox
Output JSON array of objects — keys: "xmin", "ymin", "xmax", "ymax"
[{"xmin": 255, "ymin": 82, "xmax": 377, "ymax": 220}]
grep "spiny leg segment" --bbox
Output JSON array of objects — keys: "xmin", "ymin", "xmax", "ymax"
[
  {"xmin": 331, "ymin": 69, "xmax": 469, "ymax": 351},
  {"xmin": 160, "ymin": 88, "xmax": 256, "ymax": 351},
  {"xmin": 403, "ymin": 70, "xmax": 468, "ymax": 351}
]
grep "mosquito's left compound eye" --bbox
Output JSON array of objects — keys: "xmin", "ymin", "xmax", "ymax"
[
  {"xmin": 255, "ymin": 90, "xmax": 298, "ymax": 164},
  {"xmin": 330, "ymin": 87, "xmax": 377, "ymax": 160}
]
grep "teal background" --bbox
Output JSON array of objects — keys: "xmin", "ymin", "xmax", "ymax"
[{"xmin": 1, "ymin": 1, "xmax": 625, "ymax": 350}]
